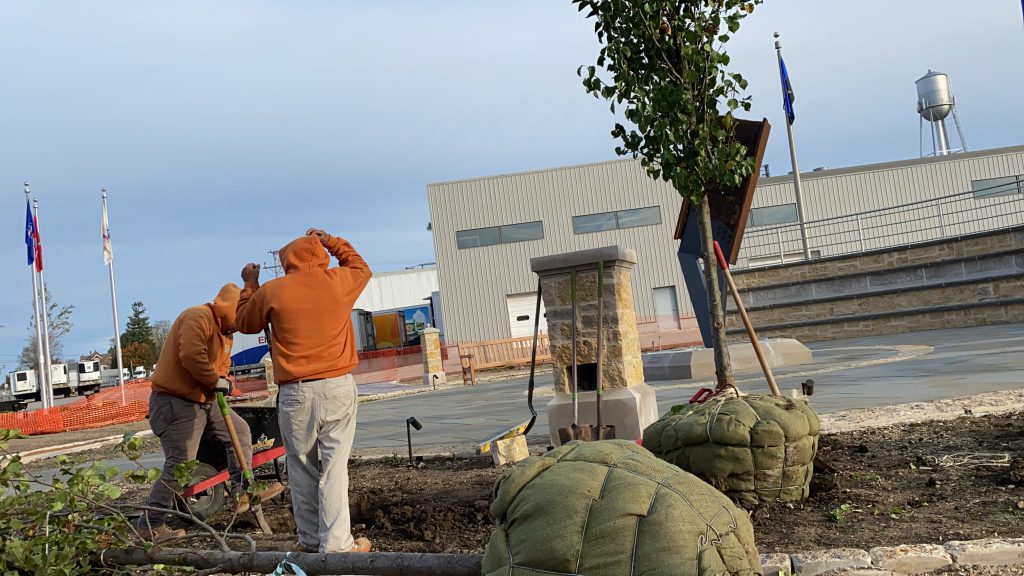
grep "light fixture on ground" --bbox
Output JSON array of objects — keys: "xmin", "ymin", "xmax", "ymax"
[{"xmin": 406, "ymin": 417, "xmax": 423, "ymax": 465}]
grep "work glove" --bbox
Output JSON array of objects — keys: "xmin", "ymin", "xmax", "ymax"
[{"xmin": 215, "ymin": 376, "xmax": 233, "ymax": 396}]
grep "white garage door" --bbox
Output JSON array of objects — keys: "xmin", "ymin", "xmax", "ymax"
[{"xmin": 506, "ymin": 292, "xmax": 548, "ymax": 338}]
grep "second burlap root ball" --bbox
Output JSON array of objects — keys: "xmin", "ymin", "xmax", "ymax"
[{"xmin": 643, "ymin": 394, "xmax": 820, "ymax": 505}]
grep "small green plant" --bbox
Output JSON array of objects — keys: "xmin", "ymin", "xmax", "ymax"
[{"xmin": 826, "ymin": 502, "xmax": 861, "ymax": 523}]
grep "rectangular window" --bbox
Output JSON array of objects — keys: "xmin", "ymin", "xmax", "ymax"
[
  {"xmin": 749, "ymin": 203, "xmax": 799, "ymax": 227},
  {"xmin": 616, "ymin": 206, "xmax": 662, "ymax": 229},
  {"xmin": 573, "ymin": 206, "xmax": 662, "ymax": 234},
  {"xmin": 499, "ymin": 221, "xmax": 544, "ymax": 243},
  {"xmin": 572, "ymin": 212, "xmax": 617, "ymax": 234},
  {"xmin": 456, "ymin": 221, "xmax": 543, "ymax": 249},
  {"xmin": 456, "ymin": 227, "xmax": 500, "ymax": 249},
  {"xmin": 972, "ymin": 176, "xmax": 1021, "ymax": 198}
]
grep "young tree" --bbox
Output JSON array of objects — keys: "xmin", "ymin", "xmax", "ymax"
[
  {"xmin": 121, "ymin": 301, "xmax": 156, "ymax": 362},
  {"xmin": 574, "ymin": 0, "xmax": 761, "ymax": 389},
  {"xmin": 18, "ymin": 286, "xmax": 75, "ymax": 368}
]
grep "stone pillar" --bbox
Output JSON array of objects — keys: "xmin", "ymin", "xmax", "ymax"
[
  {"xmin": 261, "ymin": 356, "xmax": 278, "ymax": 397},
  {"xmin": 420, "ymin": 327, "xmax": 447, "ymax": 388},
  {"xmin": 530, "ymin": 246, "xmax": 659, "ymax": 445}
]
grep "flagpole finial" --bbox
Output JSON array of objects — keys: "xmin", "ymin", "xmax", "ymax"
[
  {"xmin": 24, "ymin": 181, "xmax": 30, "ymax": 195},
  {"xmin": 33, "ymin": 198, "xmax": 39, "ymax": 209},
  {"xmin": 102, "ymin": 187, "xmax": 107, "ymax": 199},
  {"xmin": 774, "ymin": 31, "xmax": 782, "ymax": 50}
]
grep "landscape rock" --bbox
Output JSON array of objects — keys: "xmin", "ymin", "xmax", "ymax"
[
  {"xmin": 869, "ymin": 544, "xmax": 951, "ymax": 574},
  {"xmin": 760, "ymin": 553, "xmax": 792, "ymax": 576},
  {"xmin": 945, "ymin": 537, "xmax": 1024, "ymax": 566},
  {"xmin": 791, "ymin": 548, "xmax": 872, "ymax": 576},
  {"xmin": 490, "ymin": 435, "xmax": 529, "ymax": 466}
]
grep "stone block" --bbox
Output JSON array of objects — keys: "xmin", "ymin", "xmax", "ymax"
[
  {"xmin": 869, "ymin": 544, "xmax": 951, "ymax": 574},
  {"xmin": 813, "ymin": 276, "xmax": 870, "ymax": 298},
  {"xmin": 866, "ymin": 268, "xmax": 926, "ymax": 290},
  {"xmin": 547, "ymin": 385, "xmax": 659, "ymax": 446},
  {"xmin": 964, "ymin": 254, "xmax": 1016, "ymax": 277},
  {"xmin": 490, "ymin": 435, "xmax": 529, "ymax": 466},
  {"xmin": 790, "ymin": 548, "xmax": 871, "ymax": 576},
  {"xmin": 945, "ymin": 537, "xmax": 1024, "ymax": 566},
  {"xmin": 760, "ymin": 553, "xmax": 792, "ymax": 576},
  {"xmin": 924, "ymin": 260, "xmax": 965, "ymax": 282},
  {"xmin": 642, "ymin": 338, "xmax": 812, "ymax": 381}
]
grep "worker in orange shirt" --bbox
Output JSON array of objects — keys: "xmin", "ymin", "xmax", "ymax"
[
  {"xmin": 138, "ymin": 283, "xmax": 285, "ymax": 541},
  {"xmin": 236, "ymin": 229, "xmax": 371, "ymax": 553}
]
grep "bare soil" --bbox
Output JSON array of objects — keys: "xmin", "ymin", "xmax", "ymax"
[{"xmin": 96, "ymin": 411, "xmax": 1024, "ymax": 555}]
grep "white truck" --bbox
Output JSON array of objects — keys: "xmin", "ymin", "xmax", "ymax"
[
  {"xmin": 6, "ymin": 369, "xmax": 39, "ymax": 403},
  {"xmin": 76, "ymin": 360, "xmax": 104, "ymax": 395},
  {"xmin": 50, "ymin": 363, "xmax": 73, "ymax": 398}
]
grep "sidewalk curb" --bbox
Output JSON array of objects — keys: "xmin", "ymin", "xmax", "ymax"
[
  {"xmin": 13, "ymin": 430, "xmax": 154, "ymax": 464},
  {"xmin": 764, "ymin": 538, "xmax": 1024, "ymax": 576}
]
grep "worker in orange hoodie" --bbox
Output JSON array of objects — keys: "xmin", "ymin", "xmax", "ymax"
[
  {"xmin": 236, "ymin": 229, "xmax": 371, "ymax": 554},
  {"xmin": 138, "ymin": 283, "xmax": 284, "ymax": 542}
]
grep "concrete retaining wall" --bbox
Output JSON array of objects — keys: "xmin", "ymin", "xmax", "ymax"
[{"xmin": 727, "ymin": 227, "xmax": 1024, "ymax": 342}]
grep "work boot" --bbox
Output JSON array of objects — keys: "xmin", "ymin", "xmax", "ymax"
[
  {"xmin": 346, "ymin": 537, "xmax": 372, "ymax": 553},
  {"xmin": 137, "ymin": 523, "xmax": 186, "ymax": 543},
  {"xmin": 235, "ymin": 481, "xmax": 286, "ymax": 514},
  {"xmin": 290, "ymin": 541, "xmax": 319, "ymax": 553}
]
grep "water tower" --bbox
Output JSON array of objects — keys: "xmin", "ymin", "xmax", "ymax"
[{"xmin": 916, "ymin": 70, "xmax": 968, "ymax": 157}]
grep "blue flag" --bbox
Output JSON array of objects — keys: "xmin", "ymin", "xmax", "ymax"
[
  {"xmin": 25, "ymin": 199, "xmax": 35, "ymax": 267},
  {"xmin": 779, "ymin": 56, "xmax": 796, "ymax": 125}
]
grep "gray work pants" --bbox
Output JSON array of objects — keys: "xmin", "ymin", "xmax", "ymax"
[
  {"xmin": 141, "ymin": 391, "xmax": 252, "ymax": 526},
  {"xmin": 277, "ymin": 374, "xmax": 358, "ymax": 552}
]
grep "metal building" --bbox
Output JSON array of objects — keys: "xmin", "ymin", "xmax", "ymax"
[{"xmin": 427, "ymin": 144, "xmax": 1024, "ymax": 345}]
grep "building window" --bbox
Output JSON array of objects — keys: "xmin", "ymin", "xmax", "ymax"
[
  {"xmin": 572, "ymin": 206, "xmax": 662, "ymax": 234},
  {"xmin": 748, "ymin": 203, "xmax": 799, "ymax": 227},
  {"xmin": 972, "ymin": 176, "xmax": 1021, "ymax": 198},
  {"xmin": 456, "ymin": 221, "xmax": 544, "ymax": 249}
]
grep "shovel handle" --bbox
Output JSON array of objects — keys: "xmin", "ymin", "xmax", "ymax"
[
  {"xmin": 712, "ymin": 241, "xmax": 782, "ymax": 397},
  {"xmin": 216, "ymin": 391, "xmax": 253, "ymax": 483}
]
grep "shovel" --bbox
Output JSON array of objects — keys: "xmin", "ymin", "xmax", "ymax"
[
  {"xmin": 558, "ymin": 269, "xmax": 592, "ymax": 444},
  {"xmin": 595, "ymin": 260, "xmax": 615, "ymax": 441},
  {"xmin": 216, "ymin": 390, "xmax": 274, "ymax": 534}
]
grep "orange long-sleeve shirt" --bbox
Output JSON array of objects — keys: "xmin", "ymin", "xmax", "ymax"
[
  {"xmin": 235, "ymin": 234, "xmax": 371, "ymax": 384},
  {"xmin": 151, "ymin": 283, "xmax": 240, "ymax": 404}
]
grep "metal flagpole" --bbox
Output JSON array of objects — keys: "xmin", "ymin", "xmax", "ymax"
[
  {"xmin": 774, "ymin": 32, "xmax": 812, "ymax": 260},
  {"xmin": 26, "ymin": 183, "xmax": 48, "ymax": 409},
  {"xmin": 34, "ymin": 198, "xmax": 55, "ymax": 409},
  {"xmin": 103, "ymin": 189, "xmax": 127, "ymax": 403}
]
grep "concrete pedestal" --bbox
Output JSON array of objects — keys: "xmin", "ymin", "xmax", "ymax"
[
  {"xmin": 547, "ymin": 384, "xmax": 660, "ymax": 446},
  {"xmin": 642, "ymin": 338, "xmax": 812, "ymax": 381}
]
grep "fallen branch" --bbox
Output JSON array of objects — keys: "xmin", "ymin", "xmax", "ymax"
[{"xmin": 97, "ymin": 547, "xmax": 484, "ymax": 576}]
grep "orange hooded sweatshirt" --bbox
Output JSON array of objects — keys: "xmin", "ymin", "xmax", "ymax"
[
  {"xmin": 151, "ymin": 283, "xmax": 240, "ymax": 404},
  {"xmin": 235, "ymin": 234, "xmax": 371, "ymax": 384}
]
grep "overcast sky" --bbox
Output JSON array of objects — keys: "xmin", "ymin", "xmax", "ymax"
[{"xmin": 0, "ymin": 1, "xmax": 1021, "ymax": 366}]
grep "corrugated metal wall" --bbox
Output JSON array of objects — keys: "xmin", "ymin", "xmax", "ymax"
[
  {"xmin": 428, "ymin": 159, "xmax": 689, "ymax": 344},
  {"xmin": 428, "ymin": 145, "xmax": 1024, "ymax": 344}
]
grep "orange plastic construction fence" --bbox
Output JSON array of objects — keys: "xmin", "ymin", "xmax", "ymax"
[{"xmin": 0, "ymin": 377, "xmax": 270, "ymax": 437}]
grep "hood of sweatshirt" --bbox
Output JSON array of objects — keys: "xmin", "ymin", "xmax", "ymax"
[
  {"xmin": 210, "ymin": 283, "xmax": 241, "ymax": 333},
  {"xmin": 279, "ymin": 235, "xmax": 329, "ymax": 274}
]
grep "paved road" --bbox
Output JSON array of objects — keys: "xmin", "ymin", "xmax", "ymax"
[
  {"xmin": 354, "ymin": 323, "xmax": 1024, "ymax": 451},
  {"xmin": 30, "ymin": 323, "xmax": 1024, "ymax": 479}
]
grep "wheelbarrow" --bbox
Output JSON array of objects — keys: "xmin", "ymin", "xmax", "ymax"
[{"xmin": 180, "ymin": 404, "xmax": 287, "ymax": 520}]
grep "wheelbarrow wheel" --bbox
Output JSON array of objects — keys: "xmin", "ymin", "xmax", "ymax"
[{"xmin": 180, "ymin": 462, "xmax": 225, "ymax": 521}]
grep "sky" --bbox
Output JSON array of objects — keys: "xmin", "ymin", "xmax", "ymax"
[{"xmin": 0, "ymin": 1, "xmax": 1022, "ymax": 368}]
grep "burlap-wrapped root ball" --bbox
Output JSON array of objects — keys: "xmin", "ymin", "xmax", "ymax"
[
  {"xmin": 643, "ymin": 394, "xmax": 820, "ymax": 506},
  {"xmin": 482, "ymin": 440, "xmax": 763, "ymax": 576}
]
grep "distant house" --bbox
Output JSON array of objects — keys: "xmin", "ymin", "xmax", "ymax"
[{"xmin": 79, "ymin": 351, "xmax": 112, "ymax": 368}]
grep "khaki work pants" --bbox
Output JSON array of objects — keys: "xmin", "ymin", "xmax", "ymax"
[
  {"xmin": 141, "ymin": 391, "xmax": 252, "ymax": 527},
  {"xmin": 277, "ymin": 374, "xmax": 358, "ymax": 552}
]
